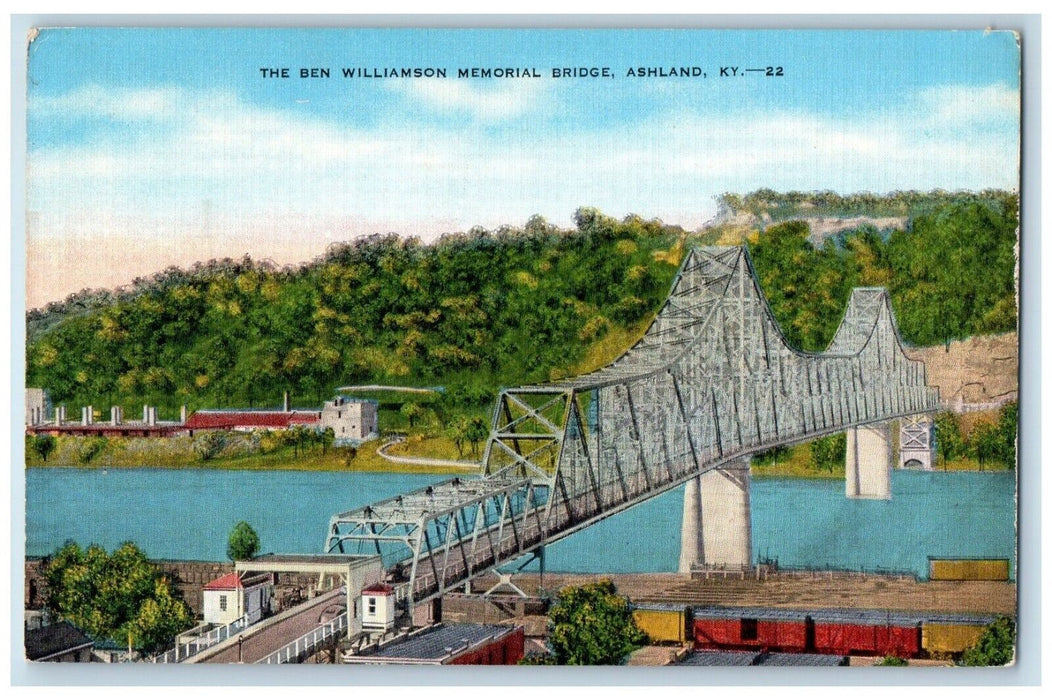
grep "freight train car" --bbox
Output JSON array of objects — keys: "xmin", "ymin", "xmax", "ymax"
[
  {"xmin": 921, "ymin": 614, "xmax": 997, "ymax": 656},
  {"xmin": 928, "ymin": 558, "xmax": 1011, "ymax": 582},
  {"xmin": 808, "ymin": 609, "xmax": 923, "ymax": 658},
  {"xmin": 630, "ymin": 603, "xmax": 1002, "ymax": 659},
  {"xmin": 632, "ymin": 604, "xmax": 691, "ymax": 645},
  {"xmin": 691, "ymin": 607, "xmax": 809, "ymax": 653}
]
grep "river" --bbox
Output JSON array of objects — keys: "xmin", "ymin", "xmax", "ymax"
[{"xmin": 24, "ymin": 468, "xmax": 1016, "ymax": 579}]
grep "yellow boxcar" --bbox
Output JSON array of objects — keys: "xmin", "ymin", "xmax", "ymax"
[
  {"xmin": 922, "ymin": 623, "xmax": 987, "ymax": 654},
  {"xmin": 633, "ymin": 608, "xmax": 688, "ymax": 644},
  {"xmin": 928, "ymin": 559, "xmax": 1010, "ymax": 581}
]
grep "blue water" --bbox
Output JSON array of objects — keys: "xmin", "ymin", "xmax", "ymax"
[{"xmin": 24, "ymin": 469, "xmax": 1016, "ymax": 579}]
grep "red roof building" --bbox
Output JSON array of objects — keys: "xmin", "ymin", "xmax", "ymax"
[
  {"xmin": 202, "ymin": 572, "xmax": 245, "ymax": 591},
  {"xmin": 362, "ymin": 583, "xmax": 395, "ymax": 594},
  {"xmin": 202, "ymin": 572, "xmax": 273, "ymax": 626},
  {"xmin": 184, "ymin": 410, "xmax": 320, "ymax": 432},
  {"xmin": 344, "ymin": 624, "xmax": 525, "ymax": 665}
]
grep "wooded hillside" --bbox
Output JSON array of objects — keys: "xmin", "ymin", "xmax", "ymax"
[{"xmin": 26, "ymin": 192, "xmax": 1018, "ymax": 418}]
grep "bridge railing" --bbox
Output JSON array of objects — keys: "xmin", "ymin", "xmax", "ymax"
[
  {"xmin": 255, "ymin": 612, "xmax": 348, "ymax": 665},
  {"xmin": 149, "ymin": 615, "xmax": 248, "ymax": 663}
]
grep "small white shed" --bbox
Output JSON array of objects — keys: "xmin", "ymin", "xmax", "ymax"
[
  {"xmin": 361, "ymin": 582, "xmax": 396, "ymax": 629},
  {"xmin": 202, "ymin": 572, "xmax": 272, "ymax": 626}
]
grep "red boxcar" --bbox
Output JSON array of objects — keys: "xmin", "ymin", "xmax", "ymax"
[
  {"xmin": 811, "ymin": 615, "xmax": 922, "ymax": 657},
  {"xmin": 693, "ymin": 609, "xmax": 808, "ymax": 653},
  {"xmin": 691, "ymin": 607, "xmax": 924, "ymax": 658},
  {"xmin": 448, "ymin": 626, "xmax": 525, "ymax": 665}
]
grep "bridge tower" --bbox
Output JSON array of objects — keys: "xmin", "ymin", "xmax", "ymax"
[
  {"xmin": 845, "ymin": 423, "xmax": 893, "ymax": 499},
  {"xmin": 899, "ymin": 415, "xmax": 936, "ymax": 470},
  {"xmin": 678, "ymin": 459, "xmax": 752, "ymax": 573}
]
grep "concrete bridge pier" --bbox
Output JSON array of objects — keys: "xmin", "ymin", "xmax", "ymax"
[
  {"xmin": 678, "ymin": 458, "xmax": 752, "ymax": 573},
  {"xmin": 845, "ymin": 423, "xmax": 893, "ymax": 500}
]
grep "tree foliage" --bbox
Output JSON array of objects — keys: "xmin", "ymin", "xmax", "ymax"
[
  {"xmin": 531, "ymin": 580, "xmax": 648, "ymax": 665},
  {"xmin": 934, "ymin": 412, "xmax": 964, "ymax": 466},
  {"xmin": 400, "ymin": 402, "xmax": 424, "ymax": 428},
  {"xmin": 193, "ymin": 431, "xmax": 227, "ymax": 461},
  {"xmin": 958, "ymin": 616, "xmax": 1015, "ymax": 666},
  {"xmin": 29, "ymin": 434, "xmax": 57, "ymax": 462},
  {"xmin": 747, "ymin": 192, "xmax": 1017, "ymax": 351},
  {"xmin": 227, "ymin": 521, "xmax": 261, "ymax": 561},
  {"xmin": 42, "ymin": 541, "xmax": 193, "ymax": 654},
  {"xmin": 876, "ymin": 655, "xmax": 908, "ymax": 666},
  {"xmin": 25, "ymin": 194, "xmax": 1016, "ymax": 421},
  {"xmin": 994, "ymin": 401, "xmax": 1018, "ymax": 468},
  {"xmin": 937, "ymin": 402, "xmax": 1017, "ymax": 470},
  {"xmin": 27, "ymin": 215, "xmax": 682, "ymax": 416},
  {"xmin": 78, "ymin": 436, "xmax": 108, "ymax": 464},
  {"xmin": 810, "ymin": 433, "xmax": 846, "ymax": 472},
  {"xmin": 445, "ymin": 414, "xmax": 470, "ymax": 458}
]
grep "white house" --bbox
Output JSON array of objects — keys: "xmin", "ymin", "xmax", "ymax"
[
  {"xmin": 361, "ymin": 582, "xmax": 396, "ymax": 629},
  {"xmin": 201, "ymin": 572, "xmax": 272, "ymax": 626}
]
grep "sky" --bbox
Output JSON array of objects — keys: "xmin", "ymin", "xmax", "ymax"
[{"xmin": 24, "ymin": 28, "xmax": 1021, "ymax": 308}]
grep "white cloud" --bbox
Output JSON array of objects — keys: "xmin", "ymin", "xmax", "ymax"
[
  {"xmin": 31, "ymin": 84, "xmax": 219, "ymax": 121},
  {"xmin": 387, "ymin": 77, "xmax": 549, "ymax": 122},
  {"xmin": 918, "ymin": 83, "xmax": 1019, "ymax": 126},
  {"xmin": 26, "ymin": 83, "xmax": 1020, "ymax": 305}
]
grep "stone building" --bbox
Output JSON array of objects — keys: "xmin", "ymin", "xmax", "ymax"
[
  {"xmin": 25, "ymin": 388, "xmax": 51, "ymax": 426},
  {"xmin": 320, "ymin": 396, "xmax": 379, "ymax": 445}
]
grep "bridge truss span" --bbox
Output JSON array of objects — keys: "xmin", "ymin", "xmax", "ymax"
[{"xmin": 326, "ymin": 246, "xmax": 940, "ymax": 607}]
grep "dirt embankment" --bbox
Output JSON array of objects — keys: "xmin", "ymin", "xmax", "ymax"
[
  {"xmin": 905, "ymin": 332, "xmax": 1018, "ymax": 405},
  {"xmin": 466, "ymin": 572, "xmax": 1015, "ymax": 616},
  {"xmin": 706, "ymin": 212, "xmax": 908, "ymax": 245}
]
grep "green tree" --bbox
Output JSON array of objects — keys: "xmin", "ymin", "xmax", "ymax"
[
  {"xmin": 29, "ymin": 434, "xmax": 57, "ymax": 462},
  {"xmin": 445, "ymin": 415, "xmax": 469, "ymax": 458},
  {"xmin": 958, "ymin": 616, "xmax": 1015, "ymax": 666},
  {"xmin": 193, "ymin": 431, "xmax": 227, "ymax": 461},
  {"xmin": 876, "ymin": 655, "xmax": 908, "ymax": 666},
  {"xmin": 400, "ymin": 402, "xmax": 424, "ymax": 429},
  {"xmin": 42, "ymin": 541, "xmax": 193, "ymax": 654},
  {"xmin": 533, "ymin": 580, "xmax": 647, "ymax": 665},
  {"xmin": 934, "ymin": 412, "xmax": 964, "ymax": 467},
  {"xmin": 466, "ymin": 417, "xmax": 489, "ymax": 457},
  {"xmin": 810, "ymin": 433, "xmax": 846, "ymax": 472},
  {"xmin": 995, "ymin": 401, "xmax": 1018, "ymax": 468},
  {"xmin": 282, "ymin": 425, "xmax": 311, "ymax": 458},
  {"xmin": 753, "ymin": 445, "xmax": 790, "ymax": 467},
  {"xmin": 227, "ymin": 521, "xmax": 261, "ymax": 561},
  {"xmin": 124, "ymin": 578, "xmax": 195, "ymax": 653},
  {"xmin": 78, "ymin": 436, "xmax": 108, "ymax": 464},
  {"xmin": 319, "ymin": 426, "xmax": 336, "ymax": 455},
  {"xmin": 968, "ymin": 420, "xmax": 1001, "ymax": 470}
]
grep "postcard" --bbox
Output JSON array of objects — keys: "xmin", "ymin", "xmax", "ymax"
[{"xmin": 19, "ymin": 25, "xmax": 1021, "ymax": 673}]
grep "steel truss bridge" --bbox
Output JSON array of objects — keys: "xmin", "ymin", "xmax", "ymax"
[{"xmin": 325, "ymin": 246, "xmax": 940, "ymax": 610}]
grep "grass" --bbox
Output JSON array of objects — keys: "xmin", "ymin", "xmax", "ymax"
[
  {"xmin": 25, "ymin": 432, "xmax": 480, "ymax": 475},
  {"xmin": 26, "ymin": 432, "xmax": 1013, "ymax": 476},
  {"xmin": 569, "ymin": 320, "xmax": 651, "ymax": 376},
  {"xmin": 751, "ymin": 444, "xmax": 845, "ymax": 479}
]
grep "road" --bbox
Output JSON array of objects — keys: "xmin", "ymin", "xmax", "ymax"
[{"xmin": 198, "ymin": 588, "xmax": 346, "ymax": 664}]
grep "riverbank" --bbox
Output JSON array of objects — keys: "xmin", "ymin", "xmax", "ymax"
[
  {"xmin": 749, "ymin": 442, "xmax": 1010, "ymax": 479},
  {"xmin": 24, "ymin": 433, "xmax": 480, "ymax": 474},
  {"xmin": 25, "ymin": 431, "xmax": 1010, "ymax": 475}
]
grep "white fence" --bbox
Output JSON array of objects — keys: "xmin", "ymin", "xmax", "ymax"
[
  {"xmin": 150, "ymin": 615, "xmax": 248, "ymax": 663},
  {"xmin": 941, "ymin": 397, "xmax": 1016, "ymax": 414},
  {"xmin": 256, "ymin": 612, "xmax": 349, "ymax": 665}
]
